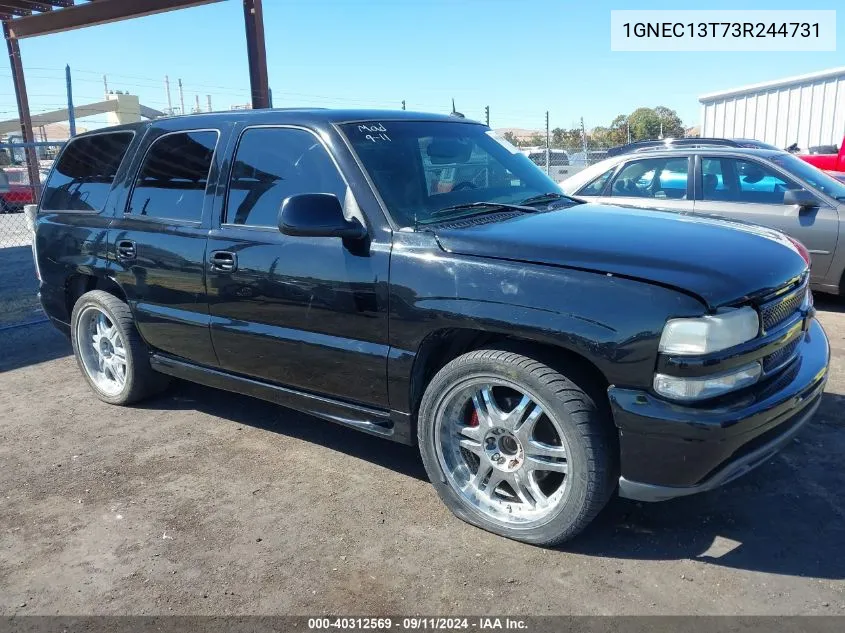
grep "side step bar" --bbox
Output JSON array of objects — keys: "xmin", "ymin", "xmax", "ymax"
[{"xmin": 150, "ymin": 354, "xmax": 409, "ymax": 442}]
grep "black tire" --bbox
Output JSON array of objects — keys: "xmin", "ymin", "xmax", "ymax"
[
  {"xmin": 417, "ymin": 349, "xmax": 616, "ymax": 546},
  {"xmin": 70, "ymin": 290, "xmax": 169, "ymax": 405}
]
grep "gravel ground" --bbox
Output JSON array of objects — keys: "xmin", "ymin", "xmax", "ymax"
[{"xmin": 0, "ymin": 299, "xmax": 843, "ymax": 616}]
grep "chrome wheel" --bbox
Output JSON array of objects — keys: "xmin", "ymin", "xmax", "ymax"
[
  {"xmin": 434, "ymin": 378, "xmax": 572, "ymax": 527},
  {"xmin": 76, "ymin": 306, "xmax": 127, "ymax": 396}
]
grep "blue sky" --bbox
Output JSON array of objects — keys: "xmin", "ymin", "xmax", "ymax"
[{"xmin": 1, "ymin": 0, "xmax": 842, "ymax": 133}]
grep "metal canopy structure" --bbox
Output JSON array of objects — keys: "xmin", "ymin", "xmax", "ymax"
[{"xmin": 2, "ymin": 0, "xmax": 270, "ymax": 198}]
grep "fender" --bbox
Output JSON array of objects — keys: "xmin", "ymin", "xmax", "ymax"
[{"xmin": 386, "ymin": 233, "xmax": 707, "ymax": 413}]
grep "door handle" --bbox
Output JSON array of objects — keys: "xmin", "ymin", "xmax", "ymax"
[
  {"xmin": 209, "ymin": 250, "xmax": 237, "ymax": 272},
  {"xmin": 116, "ymin": 239, "xmax": 136, "ymax": 261}
]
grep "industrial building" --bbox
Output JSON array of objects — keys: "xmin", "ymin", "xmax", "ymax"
[{"xmin": 699, "ymin": 66, "xmax": 845, "ymax": 151}]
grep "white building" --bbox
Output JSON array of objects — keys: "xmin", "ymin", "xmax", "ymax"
[{"xmin": 699, "ymin": 66, "xmax": 845, "ymax": 151}]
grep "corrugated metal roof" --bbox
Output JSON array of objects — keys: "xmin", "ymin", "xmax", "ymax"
[{"xmin": 699, "ymin": 66, "xmax": 845, "ymax": 102}]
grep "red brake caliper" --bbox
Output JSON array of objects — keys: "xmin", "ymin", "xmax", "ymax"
[{"xmin": 467, "ymin": 408, "xmax": 479, "ymax": 427}]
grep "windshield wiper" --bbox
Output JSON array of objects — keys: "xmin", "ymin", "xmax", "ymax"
[
  {"xmin": 428, "ymin": 201, "xmax": 537, "ymax": 218},
  {"xmin": 519, "ymin": 192, "xmax": 585, "ymax": 206}
]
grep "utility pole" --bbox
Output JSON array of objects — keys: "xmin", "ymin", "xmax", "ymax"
[
  {"xmin": 581, "ymin": 117, "xmax": 588, "ymax": 154},
  {"xmin": 207, "ymin": 95, "xmax": 212, "ymax": 112},
  {"xmin": 401, "ymin": 100, "xmax": 405, "ymax": 111},
  {"xmin": 103, "ymin": 74, "xmax": 109, "ymax": 98},
  {"xmin": 165, "ymin": 75, "xmax": 173, "ymax": 115},
  {"xmin": 485, "ymin": 105, "xmax": 489, "ymax": 126},
  {"xmin": 545, "ymin": 111, "xmax": 550, "ymax": 175},
  {"xmin": 178, "ymin": 78, "xmax": 185, "ymax": 116},
  {"xmin": 195, "ymin": 95, "xmax": 200, "ymax": 113},
  {"xmin": 66, "ymin": 65, "xmax": 76, "ymax": 137}
]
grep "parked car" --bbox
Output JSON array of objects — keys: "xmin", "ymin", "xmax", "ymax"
[
  {"xmin": 568, "ymin": 150, "xmax": 609, "ymax": 166},
  {"xmin": 523, "ymin": 148, "xmax": 570, "ymax": 181},
  {"xmin": 34, "ymin": 110, "xmax": 828, "ymax": 545},
  {"xmin": 561, "ymin": 147, "xmax": 845, "ymax": 296},
  {"xmin": 0, "ymin": 166, "xmax": 37, "ymax": 212},
  {"xmin": 0, "ymin": 168, "xmax": 9, "ymax": 201},
  {"xmin": 795, "ymin": 136, "xmax": 845, "ymax": 173}
]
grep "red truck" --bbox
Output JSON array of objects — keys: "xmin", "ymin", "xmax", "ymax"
[{"xmin": 797, "ymin": 135, "xmax": 845, "ymax": 178}]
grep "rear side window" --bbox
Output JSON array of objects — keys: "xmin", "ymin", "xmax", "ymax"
[
  {"xmin": 225, "ymin": 127, "xmax": 347, "ymax": 227},
  {"xmin": 701, "ymin": 157, "xmax": 799, "ymax": 204},
  {"xmin": 41, "ymin": 132, "xmax": 134, "ymax": 211},
  {"xmin": 127, "ymin": 130, "xmax": 218, "ymax": 222}
]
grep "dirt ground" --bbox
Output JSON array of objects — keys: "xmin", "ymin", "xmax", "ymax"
[{"xmin": 0, "ymin": 299, "xmax": 843, "ymax": 616}]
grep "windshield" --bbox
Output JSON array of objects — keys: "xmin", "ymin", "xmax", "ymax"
[
  {"xmin": 340, "ymin": 121, "xmax": 561, "ymax": 226},
  {"xmin": 768, "ymin": 153, "xmax": 845, "ymax": 201}
]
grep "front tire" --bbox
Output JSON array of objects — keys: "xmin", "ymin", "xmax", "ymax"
[
  {"xmin": 70, "ymin": 290, "xmax": 168, "ymax": 405},
  {"xmin": 418, "ymin": 349, "xmax": 616, "ymax": 546}
]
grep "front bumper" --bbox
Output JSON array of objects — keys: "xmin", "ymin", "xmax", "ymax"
[{"xmin": 610, "ymin": 318, "xmax": 829, "ymax": 502}]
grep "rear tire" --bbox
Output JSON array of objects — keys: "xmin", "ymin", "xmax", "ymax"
[
  {"xmin": 417, "ymin": 349, "xmax": 616, "ymax": 546},
  {"xmin": 70, "ymin": 290, "xmax": 169, "ymax": 405}
]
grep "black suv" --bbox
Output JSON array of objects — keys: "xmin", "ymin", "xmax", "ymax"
[{"xmin": 33, "ymin": 110, "xmax": 829, "ymax": 545}]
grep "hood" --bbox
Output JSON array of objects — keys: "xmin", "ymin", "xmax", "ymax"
[{"xmin": 433, "ymin": 204, "xmax": 807, "ymax": 309}]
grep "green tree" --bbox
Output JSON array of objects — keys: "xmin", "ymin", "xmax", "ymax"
[
  {"xmin": 526, "ymin": 134, "xmax": 546, "ymax": 147},
  {"xmin": 653, "ymin": 106, "xmax": 685, "ymax": 139},
  {"xmin": 626, "ymin": 106, "xmax": 685, "ymax": 141},
  {"xmin": 627, "ymin": 107, "xmax": 662, "ymax": 141},
  {"xmin": 589, "ymin": 126, "xmax": 614, "ymax": 148},
  {"xmin": 608, "ymin": 114, "xmax": 629, "ymax": 145},
  {"xmin": 552, "ymin": 127, "xmax": 584, "ymax": 149},
  {"xmin": 502, "ymin": 131, "xmax": 519, "ymax": 146}
]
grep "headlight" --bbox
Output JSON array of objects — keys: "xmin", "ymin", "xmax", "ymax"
[
  {"xmin": 654, "ymin": 362, "xmax": 762, "ymax": 401},
  {"xmin": 658, "ymin": 307, "xmax": 759, "ymax": 355}
]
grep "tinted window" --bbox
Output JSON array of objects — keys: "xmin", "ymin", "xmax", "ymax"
[
  {"xmin": 578, "ymin": 167, "xmax": 616, "ymax": 196},
  {"xmin": 41, "ymin": 132, "xmax": 133, "ymax": 211},
  {"xmin": 225, "ymin": 128, "xmax": 347, "ymax": 226},
  {"xmin": 701, "ymin": 157, "xmax": 800, "ymax": 204},
  {"xmin": 610, "ymin": 157, "xmax": 688, "ymax": 199},
  {"xmin": 127, "ymin": 131, "xmax": 218, "ymax": 221},
  {"xmin": 341, "ymin": 121, "xmax": 559, "ymax": 226}
]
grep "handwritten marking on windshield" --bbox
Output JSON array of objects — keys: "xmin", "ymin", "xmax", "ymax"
[{"xmin": 358, "ymin": 123, "xmax": 392, "ymax": 143}]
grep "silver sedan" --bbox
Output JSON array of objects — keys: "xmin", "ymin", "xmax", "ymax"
[{"xmin": 560, "ymin": 147, "xmax": 845, "ymax": 296}]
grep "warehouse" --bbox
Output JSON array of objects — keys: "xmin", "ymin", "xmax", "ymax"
[{"xmin": 699, "ymin": 66, "xmax": 845, "ymax": 152}]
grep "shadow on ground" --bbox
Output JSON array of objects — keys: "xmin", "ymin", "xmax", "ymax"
[
  {"xmin": 140, "ymin": 378, "xmax": 844, "ymax": 580},
  {"xmin": 566, "ymin": 387, "xmax": 845, "ymax": 580},
  {"xmin": 0, "ymin": 246, "xmax": 40, "ymax": 327},
  {"xmin": 140, "ymin": 378, "xmax": 430, "ymax": 482},
  {"xmin": 814, "ymin": 294, "xmax": 845, "ymax": 314},
  {"xmin": 0, "ymin": 321, "xmax": 69, "ymax": 372}
]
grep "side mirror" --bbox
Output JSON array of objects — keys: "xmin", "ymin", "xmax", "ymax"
[
  {"xmin": 783, "ymin": 188, "xmax": 819, "ymax": 210},
  {"xmin": 279, "ymin": 193, "xmax": 367, "ymax": 240}
]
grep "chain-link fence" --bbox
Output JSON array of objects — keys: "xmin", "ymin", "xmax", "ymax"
[
  {"xmin": 520, "ymin": 143, "xmax": 613, "ymax": 183},
  {"xmin": 0, "ymin": 141, "xmax": 64, "ymax": 326}
]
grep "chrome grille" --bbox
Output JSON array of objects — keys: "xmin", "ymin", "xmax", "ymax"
[
  {"xmin": 759, "ymin": 284, "xmax": 806, "ymax": 331},
  {"xmin": 763, "ymin": 337, "xmax": 800, "ymax": 373}
]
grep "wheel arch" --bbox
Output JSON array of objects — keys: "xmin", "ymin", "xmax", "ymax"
[
  {"xmin": 409, "ymin": 327, "xmax": 611, "ymax": 422},
  {"xmin": 66, "ymin": 273, "xmax": 128, "ymax": 318}
]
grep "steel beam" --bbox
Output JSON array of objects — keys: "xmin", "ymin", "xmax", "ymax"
[
  {"xmin": 243, "ymin": 0, "xmax": 269, "ymax": 109},
  {"xmin": 3, "ymin": 20, "xmax": 41, "ymax": 199},
  {"xmin": 7, "ymin": 0, "xmax": 223, "ymax": 39},
  {"xmin": 0, "ymin": 2, "xmax": 54, "ymax": 16}
]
